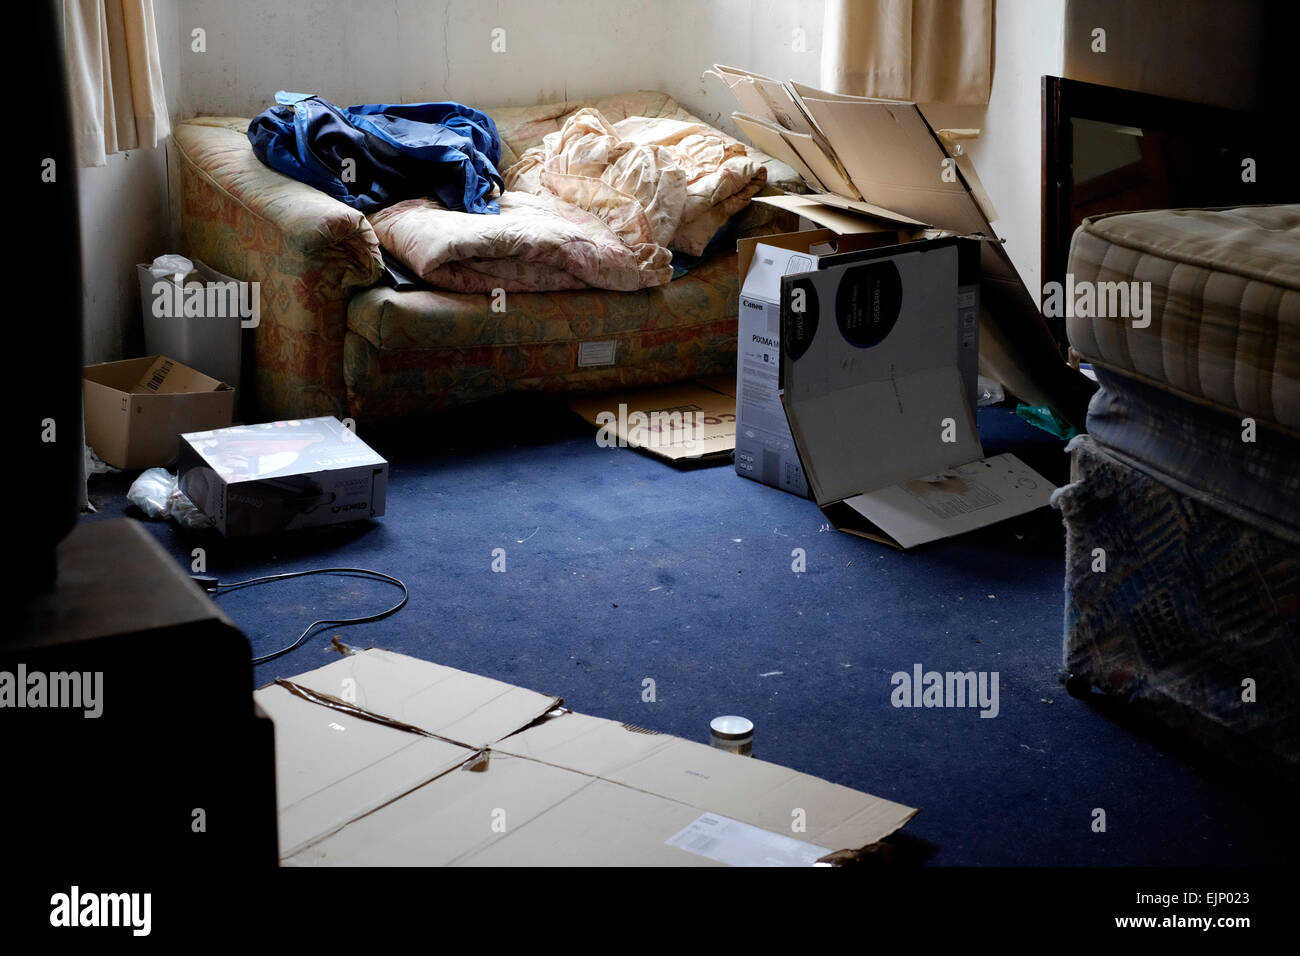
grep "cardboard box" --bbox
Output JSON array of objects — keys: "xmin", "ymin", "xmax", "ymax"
[
  {"xmin": 177, "ymin": 417, "xmax": 387, "ymax": 537},
  {"xmin": 257, "ymin": 649, "xmax": 918, "ymax": 865},
  {"xmin": 568, "ymin": 378, "xmax": 738, "ymax": 464},
  {"xmin": 779, "ymin": 237, "xmax": 1054, "ymax": 549},
  {"xmin": 711, "ymin": 65, "xmax": 1096, "ymax": 433},
  {"xmin": 735, "ymin": 227, "xmax": 981, "ymax": 496},
  {"xmin": 83, "ymin": 355, "xmax": 235, "ymax": 469}
]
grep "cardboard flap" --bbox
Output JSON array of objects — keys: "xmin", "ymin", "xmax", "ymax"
[
  {"xmin": 789, "ymin": 368, "xmax": 982, "ymax": 505},
  {"xmin": 282, "ymin": 747, "xmax": 598, "ymax": 867},
  {"xmin": 805, "ymin": 192, "xmax": 930, "ymax": 228},
  {"xmin": 709, "ymin": 64, "xmax": 855, "ymax": 189},
  {"xmin": 786, "ymin": 80, "xmax": 908, "ymax": 106},
  {"xmin": 707, "ymin": 64, "xmax": 816, "ymax": 137},
  {"xmin": 752, "ymin": 194, "xmax": 920, "ymax": 234},
  {"xmin": 282, "ymin": 649, "xmax": 561, "ymax": 750},
  {"xmin": 495, "ymin": 710, "xmax": 920, "ymax": 854},
  {"xmin": 797, "ymin": 97, "xmax": 986, "ymax": 235},
  {"xmin": 935, "ymin": 129, "xmax": 1000, "ymax": 224},
  {"xmin": 737, "ymin": 227, "xmax": 902, "ymax": 293},
  {"xmin": 779, "ymin": 241, "xmax": 984, "ymax": 505},
  {"xmin": 732, "ymin": 113, "xmax": 827, "ymax": 191},
  {"xmin": 134, "ymin": 355, "xmax": 229, "ymax": 394},
  {"xmin": 841, "ymin": 453, "xmax": 1056, "ymax": 549},
  {"xmin": 780, "ymin": 129, "xmax": 860, "ymax": 200},
  {"xmin": 254, "ymin": 682, "xmax": 473, "ymax": 857},
  {"xmin": 271, "ymin": 650, "xmax": 920, "ymax": 866},
  {"xmin": 84, "ymin": 356, "xmax": 156, "ymax": 390}
]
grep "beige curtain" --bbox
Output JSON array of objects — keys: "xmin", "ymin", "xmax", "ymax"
[
  {"xmin": 63, "ymin": 0, "xmax": 170, "ymax": 167},
  {"xmin": 821, "ymin": 0, "xmax": 994, "ymax": 105}
]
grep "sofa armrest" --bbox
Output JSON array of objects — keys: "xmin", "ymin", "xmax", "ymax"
[{"xmin": 173, "ymin": 117, "xmax": 385, "ymax": 420}]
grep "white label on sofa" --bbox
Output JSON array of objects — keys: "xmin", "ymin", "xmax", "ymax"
[{"xmin": 578, "ymin": 340, "xmax": 617, "ymax": 367}]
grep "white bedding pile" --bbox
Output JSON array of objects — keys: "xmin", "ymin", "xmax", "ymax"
[{"xmin": 368, "ymin": 108, "xmax": 766, "ymax": 292}]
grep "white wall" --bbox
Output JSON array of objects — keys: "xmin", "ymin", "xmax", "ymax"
[
  {"xmin": 922, "ymin": 0, "xmax": 1066, "ymax": 304},
  {"xmin": 175, "ymin": 0, "xmax": 824, "ymax": 137},
  {"xmin": 80, "ymin": 0, "xmax": 1068, "ymax": 358},
  {"xmin": 77, "ymin": 0, "xmax": 182, "ymax": 363}
]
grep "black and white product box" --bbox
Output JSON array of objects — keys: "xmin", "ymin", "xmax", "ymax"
[
  {"xmin": 778, "ymin": 236, "xmax": 1055, "ymax": 550},
  {"xmin": 735, "ymin": 228, "xmax": 981, "ymax": 500},
  {"xmin": 178, "ymin": 417, "xmax": 388, "ymax": 536}
]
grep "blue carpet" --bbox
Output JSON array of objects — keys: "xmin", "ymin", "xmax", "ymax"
[{"xmin": 82, "ymin": 400, "xmax": 1299, "ymax": 866}]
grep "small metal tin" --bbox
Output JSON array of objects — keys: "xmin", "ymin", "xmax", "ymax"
[{"xmin": 709, "ymin": 715, "xmax": 754, "ymax": 756}]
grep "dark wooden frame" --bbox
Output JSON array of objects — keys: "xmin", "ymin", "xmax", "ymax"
[{"xmin": 1040, "ymin": 76, "xmax": 1281, "ymax": 355}]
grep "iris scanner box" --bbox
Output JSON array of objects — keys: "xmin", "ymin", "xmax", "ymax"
[{"xmin": 178, "ymin": 417, "xmax": 388, "ymax": 537}]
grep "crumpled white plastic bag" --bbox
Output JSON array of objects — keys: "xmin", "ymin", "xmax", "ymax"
[
  {"xmin": 148, "ymin": 253, "xmax": 194, "ymax": 284},
  {"xmin": 127, "ymin": 467, "xmax": 213, "ymax": 529}
]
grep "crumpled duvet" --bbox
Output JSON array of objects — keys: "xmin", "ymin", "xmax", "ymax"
[{"xmin": 368, "ymin": 108, "xmax": 766, "ymax": 292}]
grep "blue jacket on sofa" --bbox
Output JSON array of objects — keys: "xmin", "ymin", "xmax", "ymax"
[{"xmin": 248, "ymin": 91, "xmax": 504, "ymax": 214}]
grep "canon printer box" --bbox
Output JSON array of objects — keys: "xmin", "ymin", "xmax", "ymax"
[
  {"xmin": 778, "ymin": 237, "xmax": 1055, "ymax": 549},
  {"xmin": 178, "ymin": 417, "xmax": 387, "ymax": 537},
  {"xmin": 735, "ymin": 228, "xmax": 980, "ymax": 497}
]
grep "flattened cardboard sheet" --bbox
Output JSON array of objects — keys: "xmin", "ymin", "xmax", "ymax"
[
  {"xmin": 569, "ymin": 379, "xmax": 737, "ymax": 462},
  {"xmin": 261, "ymin": 649, "xmax": 918, "ymax": 866}
]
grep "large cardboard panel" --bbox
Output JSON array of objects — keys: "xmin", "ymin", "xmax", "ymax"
[
  {"xmin": 714, "ymin": 67, "xmax": 1098, "ymax": 431},
  {"xmin": 282, "ymin": 648, "xmax": 559, "ymax": 750},
  {"xmin": 262, "ymin": 650, "xmax": 918, "ymax": 866},
  {"xmin": 256, "ymin": 682, "xmax": 473, "ymax": 857}
]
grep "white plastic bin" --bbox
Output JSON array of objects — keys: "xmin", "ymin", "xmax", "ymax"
[{"xmin": 138, "ymin": 258, "xmax": 248, "ymax": 395}]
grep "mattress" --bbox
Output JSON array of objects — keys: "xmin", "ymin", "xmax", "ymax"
[
  {"xmin": 1053, "ymin": 435, "xmax": 1300, "ymax": 777},
  {"xmin": 1085, "ymin": 365, "xmax": 1300, "ymax": 545},
  {"xmin": 1067, "ymin": 204, "xmax": 1300, "ymax": 435}
]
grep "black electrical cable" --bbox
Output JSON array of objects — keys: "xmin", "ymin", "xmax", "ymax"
[{"xmin": 200, "ymin": 567, "xmax": 409, "ymax": 665}]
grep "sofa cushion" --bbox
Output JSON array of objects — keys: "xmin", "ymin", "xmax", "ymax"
[{"xmin": 343, "ymin": 250, "xmax": 747, "ymax": 419}]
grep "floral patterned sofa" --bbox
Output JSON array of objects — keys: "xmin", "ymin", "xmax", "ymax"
[{"xmin": 172, "ymin": 91, "xmax": 798, "ymax": 422}]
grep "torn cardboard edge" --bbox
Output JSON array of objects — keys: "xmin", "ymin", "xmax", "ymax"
[
  {"xmin": 568, "ymin": 377, "xmax": 738, "ymax": 463},
  {"xmin": 711, "ymin": 64, "xmax": 1096, "ymax": 433},
  {"xmin": 257, "ymin": 649, "xmax": 918, "ymax": 866}
]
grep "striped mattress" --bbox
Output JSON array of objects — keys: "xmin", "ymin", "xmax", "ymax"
[{"xmin": 1067, "ymin": 204, "xmax": 1300, "ymax": 436}]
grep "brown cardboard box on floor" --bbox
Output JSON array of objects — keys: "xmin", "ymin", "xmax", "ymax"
[
  {"xmin": 83, "ymin": 355, "xmax": 234, "ymax": 469},
  {"xmin": 569, "ymin": 378, "xmax": 739, "ymax": 463},
  {"xmin": 259, "ymin": 649, "xmax": 918, "ymax": 866}
]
